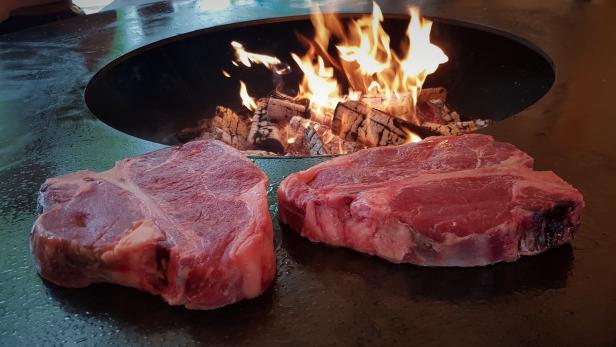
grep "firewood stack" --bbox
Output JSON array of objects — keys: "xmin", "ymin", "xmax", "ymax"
[
  {"xmin": 332, "ymin": 100, "xmax": 409, "ymax": 147},
  {"xmin": 415, "ymin": 87, "xmax": 491, "ymax": 135},
  {"xmin": 176, "ymin": 106, "xmax": 250, "ymax": 149},
  {"xmin": 176, "ymin": 87, "xmax": 491, "ymax": 156},
  {"xmin": 247, "ymin": 98, "xmax": 287, "ymax": 154}
]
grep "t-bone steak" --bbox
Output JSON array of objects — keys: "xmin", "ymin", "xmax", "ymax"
[
  {"xmin": 278, "ymin": 134, "xmax": 584, "ymax": 266},
  {"xmin": 31, "ymin": 140, "xmax": 275, "ymax": 309}
]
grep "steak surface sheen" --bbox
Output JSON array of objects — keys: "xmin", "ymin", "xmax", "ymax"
[
  {"xmin": 31, "ymin": 140, "xmax": 275, "ymax": 309},
  {"xmin": 278, "ymin": 134, "xmax": 584, "ymax": 266}
]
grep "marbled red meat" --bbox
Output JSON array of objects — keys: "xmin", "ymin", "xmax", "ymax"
[
  {"xmin": 31, "ymin": 140, "xmax": 275, "ymax": 309},
  {"xmin": 278, "ymin": 134, "xmax": 584, "ymax": 266}
]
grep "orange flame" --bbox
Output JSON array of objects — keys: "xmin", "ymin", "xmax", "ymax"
[
  {"xmin": 297, "ymin": 2, "xmax": 448, "ymax": 123},
  {"xmin": 239, "ymin": 81, "xmax": 257, "ymax": 111},
  {"xmin": 232, "ymin": 3, "xmax": 446, "ymax": 145},
  {"xmin": 291, "ymin": 52, "xmax": 341, "ymax": 113}
]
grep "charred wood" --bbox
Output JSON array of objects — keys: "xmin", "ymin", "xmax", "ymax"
[
  {"xmin": 360, "ymin": 93, "xmax": 413, "ymax": 119},
  {"xmin": 285, "ymin": 116, "xmax": 310, "ymax": 155},
  {"xmin": 304, "ymin": 125, "xmax": 327, "ymax": 155},
  {"xmin": 248, "ymin": 99, "xmax": 287, "ymax": 153},
  {"xmin": 264, "ymin": 97, "xmax": 310, "ymax": 124},
  {"xmin": 176, "ymin": 106, "xmax": 250, "ymax": 149},
  {"xmin": 418, "ymin": 87, "xmax": 447, "ymax": 103},
  {"xmin": 332, "ymin": 101, "xmax": 409, "ymax": 147},
  {"xmin": 305, "ymin": 124, "xmax": 365, "ymax": 155},
  {"xmin": 309, "ymin": 108, "xmax": 333, "ymax": 127},
  {"xmin": 421, "ymin": 119, "xmax": 491, "ymax": 136},
  {"xmin": 416, "ymin": 99, "xmax": 461, "ymax": 124},
  {"xmin": 211, "ymin": 106, "xmax": 250, "ymax": 147}
]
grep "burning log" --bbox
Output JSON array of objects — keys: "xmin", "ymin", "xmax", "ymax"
[
  {"xmin": 304, "ymin": 123, "xmax": 364, "ymax": 155},
  {"xmin": 270, "ymin": 90, "xmax": 311, "ymax": 107},
  {"xmin": 286, "ymin": 116, "xmax": 327, "ymax": 155},
  {"xmin": 285, "ymin": 116, "xmax": 311, "ymax": 155},
  {"xmin": 248, "ymin": 99, "xmax": 287, "ymax": 153},
  {"xmin": 271, "ymin": 89, "xmax": 297, "ymax": 101},
  {"xmin": 418, "ymin": 87, "xmax": 447, "ymax": 103},
  {"xmin": 211, "ymin": 106, "xmax": 250, "ymax": 148},
  {"xmin": 287, "ymin": 116, "xmax": 364, "ymax": 155},
  {"xmin": 421, "ymin": 119, "xmax": 491, "ymax": 136},
  {"xmin": 416, "ymin": 98, "xmax": 461, "ymax": 125},
  {"xmin": 264, "ymin": 97, "xmax": 310, "ymax": 124},
  {"xmin": 415, "ymin": 96, "xmax": 491, "ymax": 134},
  {"xmin": 332, "ymin": 100, "xmax": 409, "ymax": 147},
  {"xmin": 304, "ymin": 125, "xmax": 327, "ymax": 155},
  {"xmin": 177, "ymin": 106, "xmax": 250, "ymax": 149},
  {"xmin": 360, "ymin": 93, "xmax": 413, "ymax": 119},
  {"xmin": 359, "ymin": 87, "xmax": 448, "ymax": 123},
  {"xmin": 309, "ymin": 108, "xmax": 333, "ymax": 127}
]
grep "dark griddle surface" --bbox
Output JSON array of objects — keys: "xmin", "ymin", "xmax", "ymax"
[{"xmin": 1, "ymin": 1, "xmax": 615, "ymax": 345}]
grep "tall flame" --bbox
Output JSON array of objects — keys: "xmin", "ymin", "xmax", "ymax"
[
  {"xmin": 291, "ymin": 51, "xmax": 341, "ymax": 113},
  {"xmin": 230, "ymin": 2, "xmax": 447, "ymax": 144},
  {"xmin": 296, "ymin": 2, "xmax": 448, "ymax": 122},
  {"xmin": 239, "ymin": 81, "xmax": 257, "ymax": 111},
  {"xmin": 336, "ymin": 3, "xmax": 391, "ymax": 76}
]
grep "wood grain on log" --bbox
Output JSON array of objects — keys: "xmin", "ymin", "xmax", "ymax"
[
  {"xmin": 304, "ymin": 125, "xmax": 327, "ymax": 155},
  {"xmin": 265, "ymin": 97, "xmax": 309, "ymax": 124},
  {"xmin": 421, "ymin": 119, "xmax": 491, "ymax": 136},
  {"xmin": 176, "ymin": 106, "xmax": 250, "ymax": 149},
  {"xmin": 248, "ymin": 99, "xmax": 286, "ymax": 153},
  {"xmin": 416, "ymin": 99, "xmax": 461, "ymax": 124},
  {"xmin": 309, "ymin": 108, "xmax": 333, "ymax": 127},
  {"xmin": 360, "ymin": 93, "xmax": 413, "ymax": 119},
  {"xmin": 210, "ymin": 106, "xmax": 250, "ymax": 148},
  {"xmin": 332, "ymin": 101, "xmax": 409, "ymax": 147},
  {"xmin": 356, "ymin": 88, "xmax": 447, "ymax": 123},
  {"xmin": 285, "ymin": 116, "xmax": 310, "ymax": 155}
]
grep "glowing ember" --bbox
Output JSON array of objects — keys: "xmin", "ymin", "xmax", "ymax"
[{"xmin": 239, "ymin": 81, "xmax": 257, "ymax": 111}]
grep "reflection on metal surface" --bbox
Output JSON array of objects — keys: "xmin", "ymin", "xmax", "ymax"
[
  {"xmin": 196, "ymin": 0, "xmax": 231, "ymax": 12},
  {"xmin": 73, "ymin": 0, "xmax": 114, "ymax": 14},
  {"xmin": 281, "ymin": 225, "xmax": 574, "ymax": 301}
]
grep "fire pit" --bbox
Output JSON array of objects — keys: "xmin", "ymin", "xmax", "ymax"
[{"xmin": 85, "ymin": 8, "xmax": 554, "ymax": 155}]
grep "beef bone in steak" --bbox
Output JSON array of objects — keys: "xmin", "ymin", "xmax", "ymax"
[
  {"xmin": 31, "ymin": 140, "xmax": 275, "ymax": 309},
  {"xmin": 278, "ymin": 134, "xmax": 585, "ymax": 266}
]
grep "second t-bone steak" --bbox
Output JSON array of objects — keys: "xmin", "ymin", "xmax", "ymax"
[
  {"xmin": 278, "ymin": 134, "xmax": 585, "ymax": 266},
  {"xmin": 31, "ymin": 140, "xmax": 275, "ymax": 309}
]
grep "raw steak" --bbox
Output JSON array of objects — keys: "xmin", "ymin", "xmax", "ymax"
[
  {"xmin": 31, "ymin": 140, "xmax": 275, "ymax": 309},
  {"xmin": 278, "ymin": 134, "xmax": 584, "ymax": 266}
]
